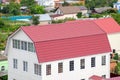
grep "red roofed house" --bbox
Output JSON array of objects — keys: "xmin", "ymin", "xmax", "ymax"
[
  {"xmin": 94, "ymin": 18, "xmax": 120, "ymax": 54},
  {"xmin": 5, "ymin": 21, "xmax": 111, "ymax": 80}
]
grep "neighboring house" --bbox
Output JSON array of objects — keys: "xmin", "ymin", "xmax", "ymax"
[
  {"xmin": 0, "ymin": 54, "xmax": 8, "ymax": 77},
  {"xmin": 5, "ymin": 21, "xmax": 111, "ymax": 80},
  {"xmin": 93, "ymin": 18, "xmax": 120, "ymax": 54},
  {"xmin": 79, "ymin": 6, "xmax": 88, "ymax": 15},
  {"xmin": 113, "ymin": 0, "xmax": 120, "ymax": 12},
  {"xmin": 54, "ymin": 6, "xmax": 81, "ymax": 19},
  {"xmin": 34, "ymin": 14, "xmax": 52, "ymax": 25},
  {"xmin": 94, "ymin": 7, "xmax": 112, "ymax": 13},
  {"xmin": 36, "ymin": 0, "xmax": 55, "ymax": 7}
]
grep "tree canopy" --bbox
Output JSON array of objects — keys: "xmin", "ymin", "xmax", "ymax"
[{"xmin": 85, "ymin": 0, "xmax": 117, "ymax": 9}]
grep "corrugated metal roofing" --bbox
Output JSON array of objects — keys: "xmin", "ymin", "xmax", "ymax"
[
  {"xmin": 94, "ymin": 18, "xmax": 120, "ymax": 34},
  {"xmin": 21, "ymin": 21, "xmax": 105, "ymax": 42},
  {"xmin": 21, "ymin": 20, "xmax": 111, "ymax": 63}
]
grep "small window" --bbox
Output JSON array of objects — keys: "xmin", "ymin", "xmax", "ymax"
[
  {"xmin": 80, "ymin": 59, "xmax": 85, "ymax": 69},
  {"xmin": 21, "ymin": 41, "xmax": 27, "ymax": 50},
  {"xmin": 46, "ymin": 64, "xmax": 51, "ymax": 75},
  {"xmin": 102, "ymin": 56, "xmax": 106, "ymax": 65},
  {"xmin": 69, "ymin": 61, "xmax": 74, "ymax": 71},
  {"xmin": 58, "ymin": 62, "xmax": 63, "ymax": 73},
  {"xmin": 102, "ymin": 75, "xmax": 106, "ymax": 78},
  {"xmin": 13, "ymin": 39, "xmax": 20, "ymax": 49},
  {"xmin": 1, "ymin": 66, "xmax": 5, "ymax": 71},
  {"xmin": 13, "ymin": 59, "xmax": 18, "ymax": 69},
  {"xmin": 113, "ymin": 49, "xmax": 116, "ymax": 53},
  {"xmin": 23, "ymin": 61, "xmax": 28, "ymax": 72},
  {"xmin": 28, "ymin": 42, "xmax": 35, "ymax": 52},
  {"xmin": 91, "ymin": 57, "xmax": 95, "ymax": 67},
  {"xmin": 34, "ymin": 64, "xmax": 41, "ymax": 76}
]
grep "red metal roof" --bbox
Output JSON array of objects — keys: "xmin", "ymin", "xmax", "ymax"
[
  {"xmin": 89, "ymin": 75, "xmax": 104, "ymax": 80},
  {"xmin": 21, "ymin": 21, "xmax": 105, "ymax": 42},
  {"xmin": 21, "ymin": 21, "xmax": 111, "ymax": 63},
  {"xmin": 94, "ymin": 18, "xmax": 120, "ymax": 34}
]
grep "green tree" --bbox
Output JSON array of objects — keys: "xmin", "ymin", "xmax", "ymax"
[
  {"xmin": 2, "ymin": 2, "xmax": 21, "ymax": 15},
  {"xmin": 29, "ymin": 5, "xmax": 45, "ymax": 14},
  {"xmin": 32, "ymin": 16, "xmax": 39, "ymax": 25},
  {"xmin": 62, "ymin": 1, "xmax": 70, "ymax": 6},
  {"xmin": 0, "ymin": 18, "xmax": 5, "ymax": 28},
  {"xmin": 113, "ymin": 53, "xmax": 119, "ymax": 60},
  {"xmin": 115, "ymin": 62, "xmax": 120, "ymax": 75},
  {"xmin": 111, "ymin": 13, "xmax": 120, "ymax": 24},
  {"xmin": 76, "ymin": 12, "xmax": 82, "ymax": 18},
  {"xmin": 20, "ymin": 0, "xmax": 36, "ymax": 6}
]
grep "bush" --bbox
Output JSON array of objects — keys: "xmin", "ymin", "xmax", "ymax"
[
  {"xmin": 76, "ymin": 12, "xmax": 82, "ymax": 18},
  {"xmin": 113, "ymin": 53, "xmax": 119, "ymax": 60},
  {"xmin": 0, "ymin": 75, "xmax": 8, "ymax": 80}
]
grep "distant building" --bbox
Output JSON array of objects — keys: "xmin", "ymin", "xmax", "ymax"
[
  {"xmin": 0, "ymin": 54, "xmax": 8, "ymax": 77},
  {"xmin": 113, "ymin": 0, "xmax": 120, "ymax": 12},
  {"xmin": 34, "ymin": 14, "xmax": 52, "ymax": 25}
]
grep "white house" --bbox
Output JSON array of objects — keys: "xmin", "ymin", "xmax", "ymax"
[
  {"xmin": 113, "ymin": 0, "xmax": 120, "ymax": 11},
  {"xmin": 5, "ymin": 21, "xmax": 111, "ymax": 80},
  {"xmin": 93, "ymin": 18, "xmax": 120, "ymax": 54},
  {"xmin": 36, "ymin": 0, "xmax": 55, "ymax": 7}
]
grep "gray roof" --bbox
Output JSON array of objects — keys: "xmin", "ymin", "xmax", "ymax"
[
  {"xmin": 58, "ymin": 6, "xmax": 81, "ymax": 14},
  {"xmin": 0, "ymin": 54, "xmax": 7, "ymax": 61},
  {"xmin": 34, "ymin": 14, "xmax": 52, "ymax": 21},
  {"xmin": 79, "ymin": 6, "xmax": 87, "ymax": 10},
  {"xmin": 94, "ymin": 7, "xmax": 112, "ymax": 13}
]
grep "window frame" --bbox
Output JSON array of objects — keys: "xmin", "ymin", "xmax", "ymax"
[
  {"xmin": 58, "ymin": 62, "xmax": 63, "ymax": 73},
  {"xmin": 23, "ymin": 61, "xmax": 28, "ymax": 72},
  {"xmin": 102, "ymin": 55, "xmax": 106, "ymax": 65},
  {"xmin": 80, "ymin": 59, "xmax": 85, "ymax": 69},
  {"xmin": 46, "ymin": 64, "xmax": 51, "ymax": 75},
  {"xmin": 91, "ymin": 57, "xmax": 95, "ymax": 67},
  {"xmin": 69, "ymin": 60, "xmax": 74, "ymax": 71},
  {"xmin": 13, "ymin": 58, "xmax": 18, "ymax": 69}
]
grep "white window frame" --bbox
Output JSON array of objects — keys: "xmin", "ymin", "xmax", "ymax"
[{"xmin": 23, "ymin": 61, "xmax": 28, "ymax": 72}]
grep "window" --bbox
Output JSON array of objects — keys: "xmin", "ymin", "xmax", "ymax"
[
  {"xmin": 23, "ymin": 61, "xmax": 28, "ymax": 72},
  {"xmin": 113, "ymin": 49, "xmax": 116, "ymax": 53},
  {"xmin": 13, "ymin": 59, "xmax": 17, "ymax": 69},
  {"xmin": 102, "ymin": 75, "xmax": 106, "ymax": 78},
  {"xmin": 13, "ymin": 39, "xmax": 20, "ymax": 49},
  {"xmin": 69, "ymin": 61, "xmax": 74, "ymax": 71},
  {"xmin": 91, "ymin": 57, "xmax": 95, "ymax": 67},
  {"xmin": 34, "ymin": 64, "xmax": 41, "ymax": 76},
  {"xmin": 58, "ymin": 62, "xmax": 63, "ymax": 73},
  {"xmin": 102, "ymin": 56, "xmax": 106, "ymax": 65},
  {"xmin": 21, "ymin": 41, "xmax": 27, "ymax": 50},
  {"xmin": 46, "ymin": 64, "xmax": 51, "ymax": 75},
  {"xmin": 28, "ymin": 42, "xmax": 35, "ymax": 52},
  {"xmin": 80, "ymin": 59, "xmax": 85, "ymax": 69},
  {"xmin": 1, "ymin": 66, "xmax": 5, "ymax": 71}
]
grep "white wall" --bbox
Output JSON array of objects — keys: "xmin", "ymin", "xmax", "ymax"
[
  {"xmin": 108, "ymin": 33, "xmax": 120, "ymax": 53},
  {"xmin": 8, "ymin": 30, "xmax": 42, "ymax": 80},
  {"xmin": 37, "ymin": 0, "xmax": 55, "ymax": 7},
  {"xmin": 53, "ymin": 14, "xmax": 78, "ymax": 20},
  {"xmin": 42, "ymin": 53, "xmax": 110, "ymax": 80}
]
